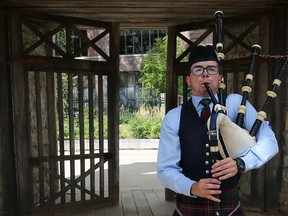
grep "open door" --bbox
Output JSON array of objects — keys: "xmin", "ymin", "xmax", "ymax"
[{"xmin": 9, "ymin": 10, "xmax": 119, "ymax": 215}]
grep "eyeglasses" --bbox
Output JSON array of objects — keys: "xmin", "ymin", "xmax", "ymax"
[{"xmin": 190, "ymin": 66, "xmax": 219, "ymax": 76}]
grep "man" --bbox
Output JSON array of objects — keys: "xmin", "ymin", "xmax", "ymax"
[{"xmin": 157, "ymin": 45, "xmax": 279, "ymax": 215}]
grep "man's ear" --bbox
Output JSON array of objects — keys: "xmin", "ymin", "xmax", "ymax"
[
  {"xmin": 185, "ymin": 75, "xmax": 191, "ymax": 86},
  {"xmin": 218, "ymin": 75, "xmax": 223, "ymax": 83}
]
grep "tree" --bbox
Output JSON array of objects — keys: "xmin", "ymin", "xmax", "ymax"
[{"xmin": 140, "ymin": 36, "xmax": 184, "ymax": 95}]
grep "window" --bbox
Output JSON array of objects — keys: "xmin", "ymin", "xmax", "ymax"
[{"xmin": 120, "ymin": 29, "xmax": 167, "ymax": 55}]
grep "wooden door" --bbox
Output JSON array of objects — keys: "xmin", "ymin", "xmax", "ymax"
[{"xmin": 9, "ymin": 11, "xmax": 119, "ymax": 215}]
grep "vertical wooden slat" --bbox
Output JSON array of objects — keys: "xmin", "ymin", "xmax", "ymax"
[
  {"xmin": 35, "ymin": 72, "xmax": 45, "ymax": 204},
  {"xmin": 88, "ymin": 74, "xmax": 95, "ymax": 199},
  {"xmin": 57, "ymin": 73, "xmax": 65, "ymax": 203},
  {"xmin": 68, "ymin": 73, "xmax": 76, "ymax": 202},
  {"xmin": 97, "ymin": 75, "xmax": 105, "ymax": 197},
  {"xmin": 78, "ymin": 74, "xmax": 86, "ymax": 200},
  {"xmin": 46, "ymin": 71, "xmax": 57, "ymax": 203},
  {"xmin": 98, "ymin": 75, "xmax": 104, "ymax": 154}
]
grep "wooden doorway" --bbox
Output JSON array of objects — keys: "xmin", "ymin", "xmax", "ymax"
[{"xmin": 9, "ymin": 11, "xmax": 119, "ymax": 215}]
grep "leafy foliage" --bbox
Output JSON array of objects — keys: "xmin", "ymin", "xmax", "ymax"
[
  {"xmin": 140, "ymin": 37, "xmax": 168, "ymax": 94},
  {"xmin": 140, "ymin": 36, "xmax": 185, "ymax": 95}
]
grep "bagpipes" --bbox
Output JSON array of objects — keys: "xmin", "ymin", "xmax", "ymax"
[
  {"xmin": 206, "ymin": 11, "xmax": 288, "ymax": 160},
  {"xmin": 205, "ymin": 11, "xmax": 287, "ymax": 216}
]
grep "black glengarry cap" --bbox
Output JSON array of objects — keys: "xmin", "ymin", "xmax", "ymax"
[{"xmin": 188, "ymin": 45, "xmax": 220, "ymax": 71}]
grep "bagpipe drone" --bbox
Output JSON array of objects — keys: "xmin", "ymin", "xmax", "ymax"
[{"xmin": 206, "ymin": 11, "xmax": 288, "ymax": 160}]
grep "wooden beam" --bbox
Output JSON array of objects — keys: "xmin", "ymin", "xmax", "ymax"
[{"xmin": 10, "ymin": 57, "xmax": 115, "ymax": 74}]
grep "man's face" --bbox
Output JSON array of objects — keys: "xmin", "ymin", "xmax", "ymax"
[{"xmin": 186, "ymin": 60, "xmax": 222, "ymax": 97}]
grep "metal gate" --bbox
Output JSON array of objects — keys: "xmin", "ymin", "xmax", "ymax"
[{"xmin": 9, "ymin": 11, "xmax": 119, "ymax": 215}]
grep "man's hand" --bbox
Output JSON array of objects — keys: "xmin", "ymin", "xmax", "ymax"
[
  {"xmin": 191, "ymin": 178, "xmax": 222, "ymax": 202},
  {"xmin": 211, "ymin": 157, "xmax": 238, "ymax": 180}
]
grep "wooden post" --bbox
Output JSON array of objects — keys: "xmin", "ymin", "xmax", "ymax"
[
  {"xmin": 166, "ymin": 26, "xmax": 178, "ymax": 113},
  {"xmin": 109, "ymin": 22, "xmax": 120, "ymax": 205},
  {"xmin": 0, "ymin": 2, "xmax": 18, "ymax": 216},
  {"xmin": 9, "ymin": 13, "xmax": 32, "ymax": 215},
  {"xmin": 164, "ymin": 26, "xmax": 178, "ymax": 201}
]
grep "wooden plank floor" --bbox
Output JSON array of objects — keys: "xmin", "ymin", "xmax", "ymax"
[
  {"xmin": 120, "ymin": 190, "xmax": 174, "ymax": 216},
  {"xmin": 64, "ymin": 190, "xmax": 175, "ymax": 216},
  {"xmin": 58, "ymin": 150, "xmax": 175, "ymax": 216}
]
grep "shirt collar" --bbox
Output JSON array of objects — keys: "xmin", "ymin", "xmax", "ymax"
[{"xmin": 191, "ymin": 94, "xmax": 219, "ymax": 110}]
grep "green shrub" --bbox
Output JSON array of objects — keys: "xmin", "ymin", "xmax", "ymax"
[
  {"xmin": 62, "ymin": 106, "xmax": 163, "ymax": 140},
  {"xmin": 119, "ymin": 110, "xmax": 134, "ymax": 124},
  {"xmin": 127, "ymin": 110, "xmax": 162, "ymax": 139},
  {"xmin": 119, "ymin": 124, "xmax": 133, "ymax": 138},
  {"xmin": 129, "ymin": 116, "xmax": 151, "ymax": 138}
]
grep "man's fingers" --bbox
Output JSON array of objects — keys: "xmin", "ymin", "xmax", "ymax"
[
  {"xmin": 207, "ymin": 195, "xmax": 221, "ymax": 203},
  {"xmin": 192, "ymin": 178, "xmax": 222, "ymax": 202},
  {"xmin": 206, "ymin": 183, "xmax": 221, "ymax": 190},
  {"xmin": 201, "ymin": 178, "xmax": 221, "ymax": 185}
]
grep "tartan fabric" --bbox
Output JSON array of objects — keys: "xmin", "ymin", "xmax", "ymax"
[
  {"xmin": 173, "ymin": 187, "xmax": 243, "ymax": 216},
  {"xmin": 200, "ymin": 98, "xmax": 211, "ymax": 124}
]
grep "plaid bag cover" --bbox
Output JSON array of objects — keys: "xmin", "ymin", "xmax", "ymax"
[{"xmin": 173, "ymin": 187, "xmax": 243, "ymax": 216}]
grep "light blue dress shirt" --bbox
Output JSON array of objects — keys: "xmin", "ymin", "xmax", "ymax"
[{"xmin": 157, "ymin": 93, "xmax": 279, "ymax": 197}]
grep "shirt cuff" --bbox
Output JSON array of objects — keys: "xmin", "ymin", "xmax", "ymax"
[{"xmin": 190, "ymin": 182, "xmax": 198, "ymax": 198}]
